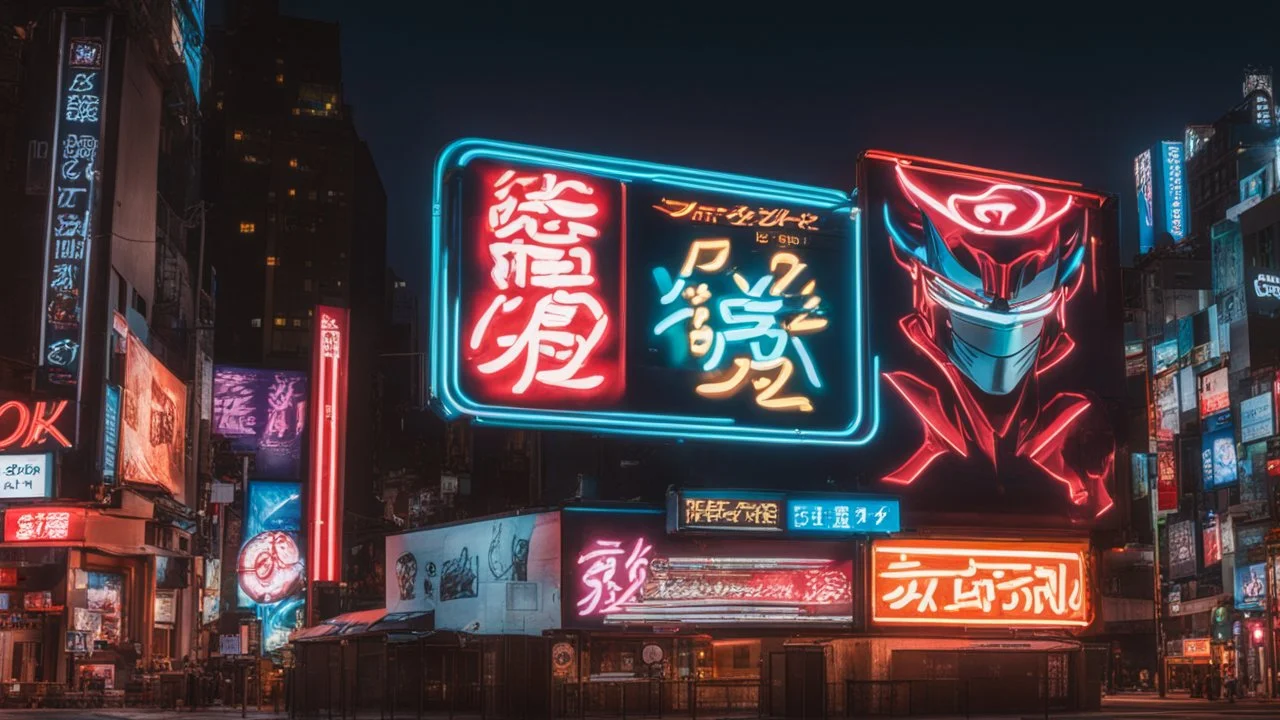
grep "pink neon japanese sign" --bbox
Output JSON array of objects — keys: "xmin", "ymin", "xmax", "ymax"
[{"xmin": 462, "ymin": 163, "xmax": 625, "ymax": 406}]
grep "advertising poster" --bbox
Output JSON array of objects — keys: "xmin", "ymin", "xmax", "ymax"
[
  {"xmin": 0, "ymin": 454, "xmax": 53, "ymax": 500},
  {"xmin": 386, "ymin": 511, "xmax": 561, "ymax": 634},
  {"xmin": 1178, "ymin": 366, "xmax": 1197, "ymax": 414},
  {"xmin": 1135, "ymin": 149, "xmax": 1155, "ymax": 254},
  {"xmin": 1203, "ymin": 514, "xmax": 1221, "ymax": 567},
  {"xmin": 561, "ymin": 509, "xmax": 854, "ymax": 629},
  {"xmin": 1241, "ymin": 442, "xmax": 1270, "ymax": 507},
  {"xmin": 1201, "ymin": 424, "xmax": 1239, "ymax": 489},
  {"xmin": 1168, "ymin": 519, "xmax": 1197, "ymax": 579},
  {"xmin": 1221, "ymin": 514, "xmax": 1236, "ymax": 555},
  {"xmin": 1152, "ymin": 340, "xmax": 1179, "ymax": 375},
  {"xmin": 1212, "ymin": 221, "xmax": 1243, "ymax": 295},
  {"xmin": 86, "ymin": 572, "xmax": 123, "ymax": 645},
  {"xmin": 120, "ymin": 335, "xmax": 187, "ymax": 500},
  {"xmin": 1156, "ymin": 441, "xmax": 1178, "ymax": 513},
  {"xmin": 238, "ymin": 481, "xmax": 305, "ymax": 654},
  {"xmin": 212, "ymin": 367, "xmax": 308, "ymax": 479},
  {"xmin": 1235, "ymin": 561, "xmax": 1267, "ymax": 610},
  {"xmin": 1198, "ymin": 367, "xmax": 1230, "ymax": 418}
]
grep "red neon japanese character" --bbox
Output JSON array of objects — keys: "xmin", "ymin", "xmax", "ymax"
[
  {"xmin": 465, "ymin": 168, "xmax": 623, "ymax": 403},
  {"xmin": 576, "ymin": 538, "xmax": 652, "ymax": 616}
]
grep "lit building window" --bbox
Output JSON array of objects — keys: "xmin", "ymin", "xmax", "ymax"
[
  {"xmin": 292, "ymin": 108, "xmax": 300, "ymax": 116},
  {"xmin": 289, "ymin": 158, "xmax": 298, "ymax": 169},
  {"xmin": 266, "ymin": 256, "xmax": 279, "ymax": 266},
  {"xmin": 216, "ymin": 100, "xmax": 224, "ymax": 111},
  {"xmin": 292, "ymin": 319, "xmax": 302, "ymax": 328},
  {"xmin": 276, "ymin": 73, "xmax": 285, "ymax": 85},
  {"xmin": 273, "ymin": 316, "xmax": 286, "ymax": 327},
  {"xmin": 239, "ymin": 222, "xmax": 255, "ymax": 234},
  {"xmin": 233, "ymin": 130, "xmax": 243, "ymax": 141},
  {"xmin": 250, "ymin": 318, "xmax": 262, "ymax": 328},
  {"xmin": 288, "ymin": 188, "xmax": 297, "ymax": 198}
]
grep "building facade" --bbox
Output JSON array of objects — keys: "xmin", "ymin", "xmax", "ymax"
[
  {"xmin": 0, "ymin": 0, "xmax": 208, "ymax": 690},
  {"xmin": 1128, "ymin": 67, "xmax": 1280, "ymax": 698}
]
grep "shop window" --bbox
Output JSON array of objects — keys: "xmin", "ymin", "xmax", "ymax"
[{"xmin": 82, "ymin": 571, "xmax": 126, "ymax": 646}]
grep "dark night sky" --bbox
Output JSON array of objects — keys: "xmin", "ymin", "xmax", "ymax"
[{"xmin": 239, "ymin": 8, "xmax": 1275, "ymax": 313}]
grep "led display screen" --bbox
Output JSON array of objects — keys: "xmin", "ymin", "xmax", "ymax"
[
  {"xmin": 870, "ymin": 538, "xmax": 1090, "ymax": 628},
  {"xmin": 1198, "ymin": 367, "xmax": 1229, "ymax": 418},
  {"xmin": 120, "ymin": 335, "xmax": 187, "ymax": 500},
  {"xmin": 432, "ymin": 139, "xmax": 874, "ymax": 446},
  {"xmin": 385, "ymin": 511, "xmax": 561, "ymax": 634},
  {"xmin": 860, "ymin": 152, "xmax": 1119, "ymax": 522},
  {"xmin": 1134, "ymin": 149, "xmax": 1154, "ymax": 254},
  {"xmin": 212, "ymin": 366, "xmax": 308, "ymax": 479},
  {"xmin": 562, "ymin": 509, "xmax": 855, "ymax": 629},
  {"xmin": 1156, "ymin": 441, "xmax": 1178, "ymax": 513},
  {"xmin": 238, "ymin": 481, "xmax": 304, "ymax": 654}
]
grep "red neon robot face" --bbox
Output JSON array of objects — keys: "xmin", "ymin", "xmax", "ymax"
[{"xmin": 870, "ymin": 153, "xmax": 1115, "ymax": 520}]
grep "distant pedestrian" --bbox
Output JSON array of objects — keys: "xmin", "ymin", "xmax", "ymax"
[{"xmin": 1225, "ymin": 669, "xmax": 1237, "ymax": 703}]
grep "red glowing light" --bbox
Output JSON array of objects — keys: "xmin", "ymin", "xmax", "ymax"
[
  {"xmin": 3, "ymin": 507, "xmax": 87, "ymax": 543},
  {"xmin": 309, "ymin": 305, "xmax": 348, "ymax": 583},
  {"xmin": 0, "ymin": 400, "xmax": 73, "ymax": 451},
  {"xmin": 464, "ymin": 166, "xmax": 624, "ymax": 405}
]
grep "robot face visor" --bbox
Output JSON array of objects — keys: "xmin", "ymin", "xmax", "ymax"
[{"xmin": 924, "ymin": 271, "xmax": 1059, "ymax": 394}]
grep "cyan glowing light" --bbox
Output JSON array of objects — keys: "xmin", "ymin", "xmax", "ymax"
[{"xmin": 429, "ymin": 138, "xmax": 879, "ymax": 446}]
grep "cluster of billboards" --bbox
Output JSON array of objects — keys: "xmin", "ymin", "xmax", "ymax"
[
  {"xmin": 431, "ymin": 140, "xmax": 1122, "ymax": 526},
  {"xmin": 385, "ymin": 505, "xmax": 1094, "ymax": 634}
]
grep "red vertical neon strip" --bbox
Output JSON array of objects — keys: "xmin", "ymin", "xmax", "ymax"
[{"xmin": 310, "ymin": 305, "xmax": 348, "ymax": 583}]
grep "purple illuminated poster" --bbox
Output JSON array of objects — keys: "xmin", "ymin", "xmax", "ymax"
[{"xmin": 213, "ymin": 367, "xmax": 308, "ymax": 479}]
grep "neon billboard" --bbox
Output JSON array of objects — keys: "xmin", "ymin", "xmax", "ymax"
[
  {"xmin": 213, "ymin": 367, "xmax": 308, "ymax": 479},
  {"xmin": 431, "ymin": 139, "xmax": 876, "ymax": 445},
  {"xmin": 0, "ymin": 397, "xmax": 74, "ymax": 453},
  {"xmin": 861, "ymin": 152, "xmax": 1119, "ymax": 522},
  {"xmin": 4, "ymin": 507, "xmax": 87, "ymax": 543},
  {"xmin": 309, "ymin": 305, "xmax": 348, "ymax": 583},
  {"xmin": 39, "ymin": 12, "xmax": 111, "ymax": 390},
  {"xmin": 563, "ymin": 509, "xmax": 855, "ymax": 628},
  {"xmin": 238, "ymin": 481, "xmax": 305, "ymax": 654},
  {"xmin": 870, "ymin": 538, "xmax": 1090, "ymax": 628}
]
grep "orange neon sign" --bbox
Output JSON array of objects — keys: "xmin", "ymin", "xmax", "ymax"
[{"xmin": 871, "ymin": 539, "xmax": 1090, "ymax": 628}]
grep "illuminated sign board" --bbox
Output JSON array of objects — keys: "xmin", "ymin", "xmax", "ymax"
[
  {"xmin": 1249, "ymin": 268, "xmax": 1280, "ymax": 315},
  {"xmin": 1168, "ymin": 520, "xmax": 1197, "ymax": 579},
  {"xmin": 1182, "ymin": 638, "xmax": 1211, "ymax": 657},
  {"xmin": 1161, "ymin": 141, "xmax": 1186, "ymax": 241},
  {"xmin": 788, "ymin": 497, "xmax": 900, "ymax": 534},
  {"xmin": 0, "ymin": 398, "xmax": 74, "ymax": 453},
  {"xmin": 0, "ymin": 454, "xmax": 53, "ymax": 500},
  {"xmin": 101, "ymin": 385, "xmax": 119, "ymax": 482},
  {"xmin": 870, "ymin": 538, "xmax": 1090, "ymax": 628},
  {"xmin": 310, "ymin": 305, "xmax": 349, "ymax": 583},
  {"xmin": 1134, "ymin": 149, "xmax": 1154, "ymax": 254},
  {"xmin": 1156, "ymin": 441, "xmax": 1178, "ymax": 514},
  {"xmin": 862, "ymin": 152, "xmax": 1118, "ymax": 523},
  {"xmin": 39, "ymin": 13, "xmax": 110, "ymax": 390},
  {"xmin": 170, "ymin": 0, "xmax": 203, "ymax": 103},
  {"xmin": 120, "ymin": 335, "xmax": 187, "ymax": 500},
  {"xmin": 565, "ymin": 509, "xmax": 854, "ymax": 628},
  {"xmin": 669, "ymin": 492, "xmax": 783, "ymax": 532},
  {"xmin": 431, "ymin": 139, "xmax": 875, "ymax": 446},
  {"xmin": 3, "ymin": 507, "xmax": 87, "ymax": 543},
  {"xmin": 667, "ymin": 490, "xmax": 901, "ymax": 535},
  {"xmin": 213, "ymin": 367, "xmax": 308, "ymax": 479},
  {"xmin": 238, "ymin": 481, "xmax": 304, "ymax": 653},
  {"xmin": 1152, "ymin": 340, "xmax": 1178, "ymax": 374}
]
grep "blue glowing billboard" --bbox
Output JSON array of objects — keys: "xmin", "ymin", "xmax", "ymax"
[
  {"xmin": 1201, "ymin": 424, "xmax": 1238, "ymax": 489},
  {"xmin": 1160, "ymin": 141, "xmax": 1187, "ymax": 242},
  {"xmin": 101, "ymin": 385, "xmax": 119, "ymax": 483},
  {"xmin": 787, "ymin": 497, "xmax": 900, "ymax": 534},
  {"xmin": 1134, "ymin": 149, "xmax": 1154, "ymax": 254},
  {"xmin": 430, "ymin": 139, "xmax": 875, "ymax": 445},
  {"xmin": 213, "ymin": 367, "xmax": 308, "ymax": 479},
  {"xmin": 1235, "ymin": 561, "xmax": 1266, "ymax": 611},
  {"xmin": 237, "ymin": 481, "xmax": 304, "ymax": 654}
]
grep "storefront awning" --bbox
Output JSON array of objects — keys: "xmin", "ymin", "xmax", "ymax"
[{"xmin": 291, "ymin": 609, "xmax": 387, "ymax": 642}]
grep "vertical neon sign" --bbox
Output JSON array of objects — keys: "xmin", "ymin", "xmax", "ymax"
[
  {"xmin": 40, "ymin": 12, "xmax": 111, "ymax": 391},
  {"xmin": 309, "ymin": 305, "xmax": 348, "ymax": 583},
  {"xmin": 1161, "ymin": 141, "xmax": 1186, "ymax": 241}
]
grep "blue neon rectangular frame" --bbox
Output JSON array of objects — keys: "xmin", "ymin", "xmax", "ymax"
[
  {"xmin": 787, "ymin": 496, "xmax": 901, "ymax": 534},
  {"xmin": 430, "ymin": 138, "xmax": 879, "ymax": 445}
]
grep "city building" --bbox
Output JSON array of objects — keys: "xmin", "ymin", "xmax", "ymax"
[
  {"xmin": 0, "ymin": 0, "xmax": 207, "ymax": 690},
  {"xmin": 1128, "ymin": 67, "xmax": 1280, "ymax": 698},
  {"xmin": 202, "ymin": 0, "xmax": 388, "ymax": 653}
]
